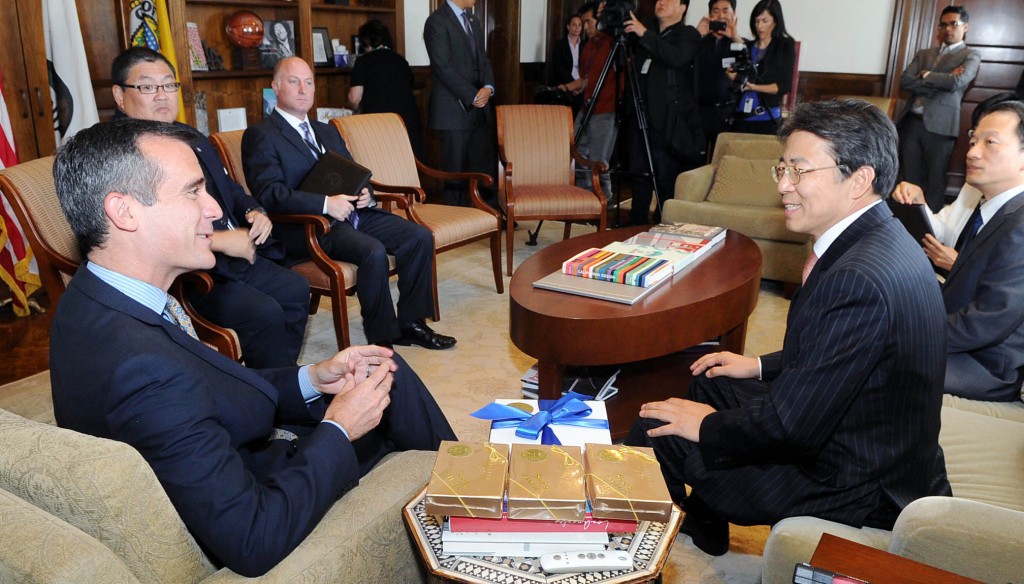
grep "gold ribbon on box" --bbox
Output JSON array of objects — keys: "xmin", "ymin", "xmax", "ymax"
[
  {"xmin": 429, "ymin": 443, "xmax": 509, "ymax": 518},
  {"xmin": 586, "ymin": 445, "xmax": 664, "ymax": 523}
]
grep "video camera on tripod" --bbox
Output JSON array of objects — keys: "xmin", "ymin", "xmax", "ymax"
[{"xmin": 596, "ymin": 0, "xmax": 638, "ymax": 38}]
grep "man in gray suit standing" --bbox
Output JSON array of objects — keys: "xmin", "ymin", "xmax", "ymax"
[
  {"xmin": 897, "ymin": 5, "xmax": 981, "ymax": 212},
  {"xmin": 940, "ymin": 100, "xmax": 1024, "ymax": 402},
  {"xmin": 424, "ymin": 0, "xmax": 497, "ymax": 208}
]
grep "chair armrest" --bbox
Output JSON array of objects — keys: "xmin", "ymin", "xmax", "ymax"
[
  {"xmin": 889, "ymin": 496, "xmax": 1024, "ymax": 583},
  {"xmin": 673, "ymin": 164, "xmax": 716, "ymax": 202},
  {"xmin": 171, "ymin": 271, "xmax": 243, "ymax": 361},
  {"xmin": 413, "ymin": 161, "xmax": 498, "ymax": 216},
  {"xmin": 367, "ymin": 188, "xmax": 413, "ymax": 215},
  {"xmin": 267, "ymin": 213, "xmax": 343, "ymax": 278}
]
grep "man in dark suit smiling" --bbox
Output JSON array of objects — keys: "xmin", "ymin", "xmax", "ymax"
[
  {"xmin": 628, "ymin": 99, "xmax": 950, "ymax": 556},
  {"xmin": 243, "ymin": 57, "xmax": 456, "ymax": 350},
  {"xmin": 49, "ymin": 118, "xmax": 456, "ymax": 576}
]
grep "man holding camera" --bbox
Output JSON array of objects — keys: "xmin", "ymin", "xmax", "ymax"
[
  {"xmin": 623, "ymin": 0, "xmax": 702, "ymax": 225},
  {"xmin": 695, "ymin": 0, "xmax": 743, "ymax": 154}
]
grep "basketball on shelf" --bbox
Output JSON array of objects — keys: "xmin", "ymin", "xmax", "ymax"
[{"xmin": 225, "ymin": 11, "xmax": 264, "ymax": 48}]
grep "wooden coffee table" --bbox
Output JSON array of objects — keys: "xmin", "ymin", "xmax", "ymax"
[{"xmin": 509, "ymin": 226, "xmax": 762, "ymax": 438}]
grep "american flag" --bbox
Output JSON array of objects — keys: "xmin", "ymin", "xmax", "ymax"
[{"xmin": 0, "ymin": 69, "xmax": 41, "ymax": 316}]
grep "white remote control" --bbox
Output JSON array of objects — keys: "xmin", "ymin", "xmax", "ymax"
[{"xmin": 539, "ymin": 550, "xmax": 633, "ymax": 574}]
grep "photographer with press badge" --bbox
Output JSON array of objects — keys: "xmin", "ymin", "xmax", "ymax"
[
  {"xmin": 621, "ymin": 0, "xmax": 702, "ymax": 225},
  {"xmin": 695, "ymin": 0, "xmax": 744, "ymax": 154},
  {"xmin": 726, "ymin": 0, "xmax": 795, "ymax": 135}
]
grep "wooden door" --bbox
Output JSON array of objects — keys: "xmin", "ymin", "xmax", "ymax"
[{"xmin": 0, "ymin": 0, "xmax": 58, "ymax": 161}]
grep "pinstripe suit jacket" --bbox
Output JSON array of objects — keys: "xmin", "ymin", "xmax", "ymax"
[
  {"xmin": 942, "ymin": 188, "xmax": 1024, "ymax": 401},
  {"xmin": 699, "ymin": 202, "xmax": 951, "ymax": 527}
]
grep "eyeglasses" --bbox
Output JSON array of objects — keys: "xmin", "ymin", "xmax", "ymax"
[
  {"xmin": 770, "ymin": 164, "xmax": 844, "ymax": 185},
  {"xmin": 120, "ymin": 82, "xmax": 181, "ymax": 94},
  {"xmin": 936, "ymin": 21, "xmax": 964, "ymax": 29}
]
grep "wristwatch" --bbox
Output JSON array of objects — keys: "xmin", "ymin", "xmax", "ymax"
[{"xmin": 243, "ymin": 206, "xmax": 265, "ymax": 220}]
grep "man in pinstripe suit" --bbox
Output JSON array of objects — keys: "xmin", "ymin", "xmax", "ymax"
[{"xmin": 627, "ymin": 99, "xmax": 951, "ymax": 556}]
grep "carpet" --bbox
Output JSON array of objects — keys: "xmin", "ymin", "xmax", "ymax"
[{"xmin": 1, "ymin": 221, "xmax": 791, "ymax": 583}]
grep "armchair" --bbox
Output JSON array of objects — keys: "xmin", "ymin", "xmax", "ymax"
[
  {"xmin": 209, "ymin": 130, "xmax": 399, "ymax": 350},
  {"xmin": 496, "ymin": 104, "xmax": 607, "ymax": 275},
  {"xmin": 0, "ymin": 157, "xmax": 240, "ymax": 360},
  {"xmin": 332, "ymin": 113, "xmax": 503, "ymax": 321}
]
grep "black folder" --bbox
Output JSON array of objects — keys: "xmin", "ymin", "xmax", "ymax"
[
  {"xmin": 888, "ymin": 200, "xmax": 935, "ymax": 243},
  {"xmin": 298, "ymin": 150, "xmax": 373, "ymax": 197}
]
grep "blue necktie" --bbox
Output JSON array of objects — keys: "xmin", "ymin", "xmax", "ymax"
[
  {"xmin": 299, "ymin": 121, "xmax": 320, "ymax": 159},
  {"xmin": 462, "ymin": 11, "xmax": 478, "ymax": 60},
  {"xmin": 955, "ymin": 203, "xmax": 984, "ymax": 252},
  {"xmin": 164, "ymin": 295, "xmax": 199, "ymax": 340}
]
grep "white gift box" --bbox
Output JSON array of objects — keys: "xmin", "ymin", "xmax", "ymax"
[{"xmin": 486, "ymin": 399, "xmax": 611, "ymax": 452}]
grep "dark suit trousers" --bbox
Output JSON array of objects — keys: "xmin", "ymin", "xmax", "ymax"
[
  {"xmin": 627, "ymin": 120, "xmax": 696, "ymax": 225},
  {"xmin": 626, "ymin": 374, "xmax": 898, "ymax": 528},
  {"xmin": 900, "ymin": 115, "xmax": 956, "ymax": 213},
  {"xmin": 303, "ymin": 210, "xmax": 434, "ymax": 344},
  {"xmin": 438, "ymin": 108, "xmax": 497, "ymax": 207},
  {"xmin": 188, "ymin": 255, "xmax": 310, "ymax": 368},
  {"xmin": 351, "ymin": 352, "xmax": 458, "ymax": 474}
]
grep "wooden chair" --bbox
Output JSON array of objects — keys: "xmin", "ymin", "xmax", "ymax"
[
  {"xmin": 332, "ymin": 113, "xmax": 503, "ymax": 319},
  {"xmin": 496, "ymin": 104, "xmax": 607, "ymax": 275},
  {"xmin": 209, "ymin": 129, "xmax": 400, "ymax": 350},
  {"xmin": 0, "ymin": 156, "xmax": 241, "ymax": 360}
]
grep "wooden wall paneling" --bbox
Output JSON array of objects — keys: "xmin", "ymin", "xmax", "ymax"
[
  {"xmin": 797, "ymin": 73, "xmax": 887, "ymax": 104},
  {"xmin": 78, "ymin": 1, "xmax": 122, "ymax": 121},
  {"xmin": 0, "ymin": 0, "xmax": 57, "ymax": 160},
  {"xmin": 482, "ymin": 0, "xmax": 521, "ymax": 106}
]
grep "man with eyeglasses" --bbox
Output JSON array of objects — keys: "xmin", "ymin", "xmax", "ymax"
[
  {"xmin": 626, "ymin": 99, "xmax": 950, "ymax": 557},
  {"xmin": 111, "ymin": 47, "xmax": 310, "ymax": 369},
  {"xmin": 897, "ymin": 5, "xmax": 981, "ymax": 213}
]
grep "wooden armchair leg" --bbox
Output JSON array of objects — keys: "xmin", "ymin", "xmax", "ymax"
[
  {"xmin": 506, "ymin": 214, "xmax": 516, "ymax": 277},
  {"xmin": 489, "ymin": 231, "xmax": 504, "ymax": 294},
  {"xmin": 562, "ymin": 222, "xmax": 572, "ymax": 240},
  {"xmin": 309, "ymin": 292, "xmax": 322, "ymax": 315}
]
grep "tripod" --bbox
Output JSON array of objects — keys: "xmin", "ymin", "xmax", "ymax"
[{"xmin": 524, "ymin": 29, "xmax": 659, "ymax": 245}]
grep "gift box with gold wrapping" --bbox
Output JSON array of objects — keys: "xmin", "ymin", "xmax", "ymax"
[
  {"xmin": 506, "ymin": 444, "xmax": 586, "ymax": 521},
  {"xmin": 584, "ymin": 444, "xmax": 673, "ymax": 523},
  {"xmin": 424, "ymin": 441, "xmax": 509, "ymax": 518}
]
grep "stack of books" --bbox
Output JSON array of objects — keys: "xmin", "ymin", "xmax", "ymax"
[
  {"xmin": 533, "ymin": 222, "xmax": 727, "ymax": 304},
  {"xmin": 441, "ymin": 508, "xmax": 637, "ymax": 557}
]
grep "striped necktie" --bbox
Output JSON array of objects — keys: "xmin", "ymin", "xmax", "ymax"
[
  {"xmin": 299, "ymin": 121, "xmax": 320, "ymax": 158},
  {"xmin": 462, "ymin": 11, "xmax": 478, "ymax": 60},
  {"xmin": 802, "ymin": 251, "xmax": 818, "ymax": 285},
  {"xmin": 164, "ymin": 295, "xmax": 199, "ymax": 340}
]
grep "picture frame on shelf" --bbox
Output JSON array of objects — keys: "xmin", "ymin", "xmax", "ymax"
[
  {"xmin": 259, "ymin": 20, "xmax": 296, "ymax": 69},
  {"xmin": 312, "ymin": 27, "xmax": 334, "ymax": 67}
]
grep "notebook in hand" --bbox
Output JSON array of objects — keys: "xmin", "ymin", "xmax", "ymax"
[
  {"xmin": 298, "ymin": 150, "xmax": 373, "ymax": 197},
  {"xmin": 887, "ymin": 200, "xmax": 934, "ymax": 244}
]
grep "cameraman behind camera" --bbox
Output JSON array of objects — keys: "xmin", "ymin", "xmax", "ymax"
[
  {"xmin": 726, "ymin": 0, "xmax": 796, "ymax": 135},
  {"xmin": 695, "ymin": 1, "xmax": 744, "ymax": 153},
  {"xmin": 623, "ymin": 0, "xmax": 702, "ymax": 225}
]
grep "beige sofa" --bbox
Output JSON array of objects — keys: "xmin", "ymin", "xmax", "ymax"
[
  {"xmin": 0, "ymin": 406, "xmax": 434, "ymax": 583},
  {"xmin": 661, "ymin": 132, "xmax": 811, "ymax": 289},
  {"xmin": 761, "ymin": 395, "xmax": 1024, "ymax": 583}
]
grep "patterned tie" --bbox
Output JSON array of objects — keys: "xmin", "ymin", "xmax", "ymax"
[
  {"xmin": 299, "ymin": 121, "xmax": 320, "ymax": 158},
  {"xmin": 462, "ymin": 10, "xmax": 478, "ymax": 60},
  {"xmin": 164, "ymin": 295, "xmax": 199, "ymax": 340},
  {"xmin": 802, "ymin": 251, "xmax": 818, "ymax": 285}
]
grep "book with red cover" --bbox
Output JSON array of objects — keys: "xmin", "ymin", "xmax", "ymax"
[{"xmin": 449, "ymin": 512, "xmax": 637, "ymax": 534}]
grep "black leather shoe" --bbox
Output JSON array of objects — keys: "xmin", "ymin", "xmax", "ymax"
[
  {"xmin": 680, "ymin": 513, "xmax": 730, "ymax": 556},
  {"xmin": 393, "ymin": 320, "xmax": 457, "ymax": 350}
]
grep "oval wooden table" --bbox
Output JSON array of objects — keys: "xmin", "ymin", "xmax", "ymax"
[{"xmin": 509, "ymin": 226, "xmax": 763, "ymax": 438}]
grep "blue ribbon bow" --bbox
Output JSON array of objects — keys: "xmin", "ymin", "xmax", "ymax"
[{"xmin": 471, "ymin": 392, "xmax": 609, "ymax": 445}]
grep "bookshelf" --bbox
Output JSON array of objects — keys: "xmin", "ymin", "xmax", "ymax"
[{"xmin": 168, "ymin": 0, "xmax": 403, "ymax": 132}]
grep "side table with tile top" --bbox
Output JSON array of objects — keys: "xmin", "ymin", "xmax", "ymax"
[{"xmin": 403, "ymin": 487, "xmax": 682, "ymax": 584}]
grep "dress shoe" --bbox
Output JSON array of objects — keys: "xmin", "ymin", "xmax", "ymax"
[
  {"xmin": 680, "ymin": 513, "xmax": 730, "ymax": 556},
  {"xmin": 394, "ymin": 320, "xmax": 457, "ymax": 350}
]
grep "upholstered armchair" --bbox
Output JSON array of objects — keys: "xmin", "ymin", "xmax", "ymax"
[
  {"xmin": 332, "ymin": 113, "xmax": 503, "ymax": 320},
  {"xmin": 496, "ymin": 104, "xmax": 607, "ymax": 275},
  {"xmin": 210, "ymin": 129, "xmax": 401, "ymax": 350},
  {"xmin": 0, "ymin": 156, "xmax": 240, "ymax": 360}
]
